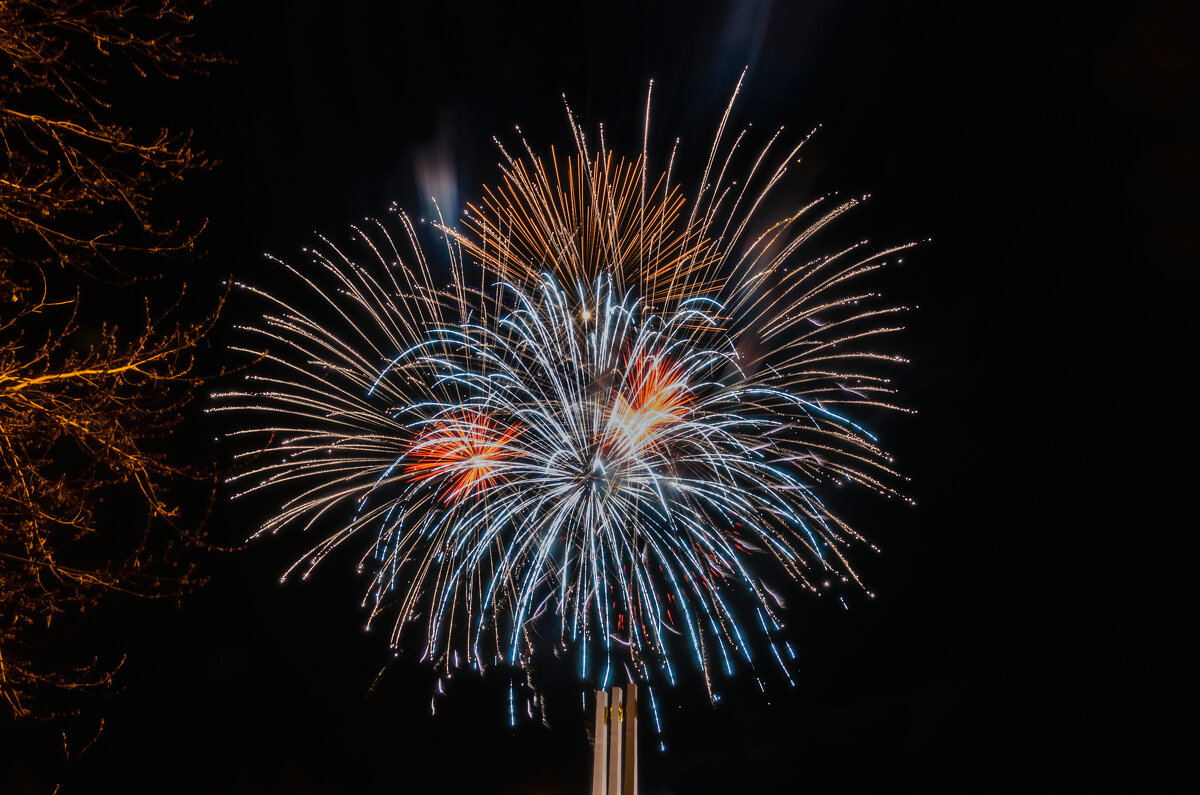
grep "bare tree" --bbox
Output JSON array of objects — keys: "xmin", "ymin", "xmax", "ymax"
[
  {"xmin": 0, "ymin": 279, "xmax": 223, "ymax": 719},
  {"xmin": 0, "ymin": 0, "xmax": 221, "ymax": 720},
  {"xmin": 0, "ymin": 0, "xmax": 217, "ymax": 274}
]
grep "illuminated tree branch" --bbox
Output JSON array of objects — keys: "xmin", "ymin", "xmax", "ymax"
[
  {"xmin": 0, "ymin": 0, "xmax": 221, "ymax": 721},
  {"xmin": 0, "ymin": 0, "xmax": 219, "ymax": 274}
]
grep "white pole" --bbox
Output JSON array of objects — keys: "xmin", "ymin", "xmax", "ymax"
[
  {"xmin": 607, "ymin": 685, "xmax": 625, "ymax": 795},
  {"xmin": 623, "ymin": 684, "xmax": 638, "ymax": 795},
  {"xmin": 591, "ymin": 689, "xmax": 609, "ymax": 795}
]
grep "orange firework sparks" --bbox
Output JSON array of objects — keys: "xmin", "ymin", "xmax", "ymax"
[
  {"xmin": 403, "ymin": 412, "xmax": 522, "ymax": 502},
  {"xmin": 606, "ymin": 354, "xmax": 691, "ymax": 458},
  {"xmin": 450, "ymin": 152, "xmax": 722, "ymax": 308},
  {"xmin": 223, "ymin": 75, "xmax": 916, "ymax": 717}
]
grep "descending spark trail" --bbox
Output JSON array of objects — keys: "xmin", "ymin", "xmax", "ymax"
[{"xmin": 216, "ymin": 74, "xmax": 913, "ymax": 717}]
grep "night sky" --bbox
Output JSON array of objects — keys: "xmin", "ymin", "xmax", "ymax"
[{"xmin": 4, "ymin": 1, "xmax": 1196, "ymax": 792}]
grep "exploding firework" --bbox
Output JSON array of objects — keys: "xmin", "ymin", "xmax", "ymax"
[{"xmin": 216, "ymin": 76, "xmax": 913, "ymax": 724}]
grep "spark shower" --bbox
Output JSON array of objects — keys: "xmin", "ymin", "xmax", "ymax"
[{"xmin": 217, "ymin": 77, "xmax": 914, "ymax": 729}]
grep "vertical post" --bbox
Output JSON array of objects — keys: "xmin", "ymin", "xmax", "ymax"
[
  {"xmin": 623, "ymin": 684, "xmax": 638, "ymax": 795},
  {"xmin": 590, "ymin": 684, "xmax": 639, "ymax": 795},
  {"xmin": 607, "ymin": 685, "xmax": 625, "ymax": 795},
  {"xmin": 591, "ymin": 689, "xmax": 609, "ymax": 795}
]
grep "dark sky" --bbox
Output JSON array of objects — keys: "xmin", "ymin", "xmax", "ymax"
[{"xmin": 5, "ymin": 1, "xmax": 1196, "ymax": 792}]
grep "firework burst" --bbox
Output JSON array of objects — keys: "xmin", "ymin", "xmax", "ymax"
[{"xmin": 216, "ymin": 76, "xmax": 914, "ymax": 721}]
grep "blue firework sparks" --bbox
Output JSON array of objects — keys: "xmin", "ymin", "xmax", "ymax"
[{"xmin": 216, "ymin": 79, "xmax": 913, "ymax": 717}]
